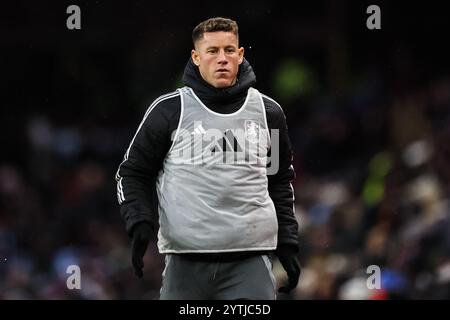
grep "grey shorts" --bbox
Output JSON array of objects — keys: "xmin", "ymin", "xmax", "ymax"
[{"xmin": 160, "ymin": 254, "xmax": 277, "ymax": 300}]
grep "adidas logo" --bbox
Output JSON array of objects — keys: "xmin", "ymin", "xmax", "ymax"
[
  {"xmin": 211, "ymin": 130, "xmax": 243, "ymax": 153},
  {"xmin": 191, "ymin": 124, "xmax": 243, "ymax": 152},
  {"xmin": 192, "ymin": 124, "xmax": 206, "ymax": 135}
]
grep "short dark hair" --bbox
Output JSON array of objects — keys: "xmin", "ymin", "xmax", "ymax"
[{"xmin": 192, "ymin": 17, "xmax": 239, "ymax": 46}]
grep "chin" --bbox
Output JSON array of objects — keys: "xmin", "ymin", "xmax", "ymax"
[{"xmin": 214, "ymin": 80, "xmax": 233, "ymax": 88}]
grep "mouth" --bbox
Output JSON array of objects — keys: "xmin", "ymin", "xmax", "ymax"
[{"xmin": 216, "ymin": 69, "xmax": 229, "ymax": 73}]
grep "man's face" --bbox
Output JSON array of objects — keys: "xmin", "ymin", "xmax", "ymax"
[{"xmin": 191, "ymin": 31, "xmax": 244, "ymax": 88}]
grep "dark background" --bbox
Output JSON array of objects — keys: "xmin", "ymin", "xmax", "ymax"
[{"xmin": 1, "ymin": 0, "xmax": 449, "ymax": 299}]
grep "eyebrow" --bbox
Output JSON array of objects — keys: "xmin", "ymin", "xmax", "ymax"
[{"xmin": 205, "ymin": 45, "xmax": 237, "ymax": 50}]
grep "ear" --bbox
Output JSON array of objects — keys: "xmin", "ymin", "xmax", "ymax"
[
  {"xmin": 191, "ymin": 49, "xmax": 200, "ymax": 66},
  {"xmin": 238, "ymin": 47, "xmax": 245, "ymax": 64}
]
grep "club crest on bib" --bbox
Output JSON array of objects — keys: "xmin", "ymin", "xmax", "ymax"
[{"xmin": 245, "ymin": 120, "xmax": 260, "ymax": 144}]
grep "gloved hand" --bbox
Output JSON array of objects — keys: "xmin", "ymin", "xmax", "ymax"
[
  {"xmin": 276, "ymin": 245, "xmax": 301, "ymax": 294},
  {"xmin": 131, "ymin": 222, "xmax": 153, "ymax": 278}
]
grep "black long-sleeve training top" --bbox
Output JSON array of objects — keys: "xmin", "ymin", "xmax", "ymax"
[{"xmin": 116, "ymin": 57, "xmax": 299, "ymax": 252}]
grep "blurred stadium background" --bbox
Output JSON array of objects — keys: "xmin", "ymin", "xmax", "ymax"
[{"xmin": 1, "ymin": 0, "xmax": 449, "ymax": 299}]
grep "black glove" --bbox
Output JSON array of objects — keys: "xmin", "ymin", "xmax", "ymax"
[
  {"xmin": 131, "ymin": 222, "xmax": 153, "ymax": 278},
  {"xmin": 276, "ymin": 245, "xmax": 301, "ymax": 294}
]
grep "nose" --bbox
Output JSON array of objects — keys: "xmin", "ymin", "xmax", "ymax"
[{"xmin": 217, "ymin": 49, "xmax": 228, "ymax": 64}]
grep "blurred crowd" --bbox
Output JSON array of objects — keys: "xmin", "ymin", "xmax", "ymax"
[
  {"xmin": 286, "ymin": 74, "xmax": 450, "ymax": 299},
  {"xmin": 1, "ymin": 66, "xmax": 449, "ymax": 299},
  {"xmin": 1, "ymin": 2, "xmax": 450, "ymax": 300}
]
